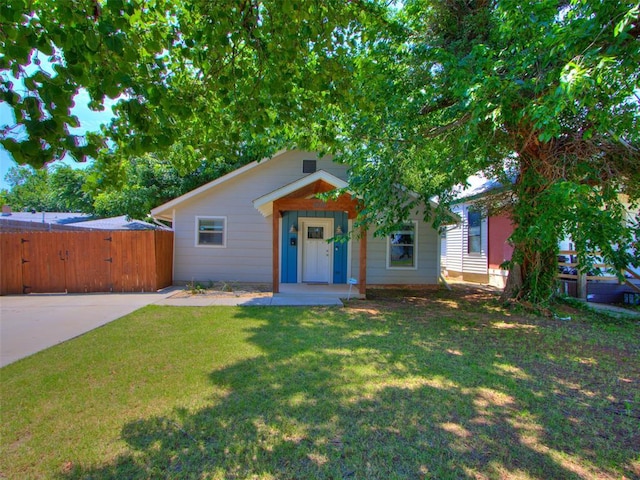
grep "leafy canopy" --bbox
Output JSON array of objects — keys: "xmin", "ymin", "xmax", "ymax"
[
  {"xmin": 1, "ymin": 0, "xmax": 387, "ymax": 168},
  {"xmin": 329, "ymin": 0, "xmax": 639, "ymax": 303}
]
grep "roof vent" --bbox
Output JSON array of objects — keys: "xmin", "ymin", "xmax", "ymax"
[{"xmin": 302, "ymin": 160, "xmax": 316, "ymax": 173}]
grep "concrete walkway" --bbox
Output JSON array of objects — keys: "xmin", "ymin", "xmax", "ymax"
[
  {"xmin": 0, "ymin": 288, "xmax": 346, "ymax": 367},
  {"xmin": 155, "ymin": 291, "xmax": 346, "ymax": 307},
  {"xmin": 581, "ymin": 300, "xmax": 640, "ymax": 318}
]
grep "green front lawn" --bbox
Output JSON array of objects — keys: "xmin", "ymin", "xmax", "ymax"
[{"xmin": 1, "ymin": 287, "xmax": 638, "ymax": 479}]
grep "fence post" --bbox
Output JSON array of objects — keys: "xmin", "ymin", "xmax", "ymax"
[{"xmin": 576, "ymin": 264, "xmax": 587, "ymax": 300}]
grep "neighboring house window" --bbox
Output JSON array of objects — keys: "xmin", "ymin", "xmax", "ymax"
[
  {"xmin": 468, "ymin": 209, "xmax": 482, "ymax": 253},
  {"xmin": 196, "ymin": 216, "xmax": 226, "ymax": 247},
  {"xmin": 387, "ymin": 222, "xmax": 418, "ymax": 269}
]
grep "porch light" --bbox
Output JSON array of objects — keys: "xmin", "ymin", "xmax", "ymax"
[
  {"xmin": 335, "ymin": 225, "xmax": 343, "ymax": 235},
  {"xmin": 289, "ymin": 224, "xmax": 298, "ymax": 234}
]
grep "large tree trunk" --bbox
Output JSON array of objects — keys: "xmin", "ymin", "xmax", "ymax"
[
  {"xmin": 501, "ymin": 247, "xmax": 559, "ymax": 304},
  {"xmin": 500, "ymin": 146, "xmax": 560, "ymax": 305},
  {"xmin": 501, "ymin": 262, "xmax": 522, "ymax": 302}
]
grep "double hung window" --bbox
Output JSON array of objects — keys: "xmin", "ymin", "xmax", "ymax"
[
  {"xmin": 387, "ymin": 222, "xmax": 417, "ymax": 269},
  {"xmin": 196, "ymin": 216, "xmax": 226, "ymax": 247}
]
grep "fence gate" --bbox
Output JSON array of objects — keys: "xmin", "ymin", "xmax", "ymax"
[
  {"xmin": 1, "ymin": 230, "xmax": 173, "ymax": 295},
  {"xmin": 21, "ymin": 232, "xmax": 113, "ymax": 294},
  {"xmin": 21, "ymin": 235, "xmax": 67, "ymax": 293}
]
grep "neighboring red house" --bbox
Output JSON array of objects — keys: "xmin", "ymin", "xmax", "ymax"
[
  {"xmin": 441, "ymin": 177, "xmax": 514, "ymax": 288},
  {"xmin": 442, "ymin": 180, "xmax": 639, "ymax": 304}
]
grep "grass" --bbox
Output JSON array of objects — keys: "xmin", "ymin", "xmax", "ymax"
[{"xmin": 1, "ymin": 286, "xmax": 639, "ymax": 479}]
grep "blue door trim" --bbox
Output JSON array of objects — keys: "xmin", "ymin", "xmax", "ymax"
[{"xmin": 281, "ymin": 210, "xmax": 348, "ymax": 284}]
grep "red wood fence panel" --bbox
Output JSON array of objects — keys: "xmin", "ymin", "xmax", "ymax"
[
  {"xmin": 154, "ymin": 230, "xmax": 174, "ymax": 290},
  {"xmin": 0, "ymin": 230, "xmax": 174, "ymax": 295},
  {"xmin": 22, "ymin": 232, "xmax": 67, "ymax": 294},
  {"xmin": 111, "ymin": 231, "xmax": 155, "ymax": 292},
  {"xmin": 0, "ymin": 234, "xmax": 23, "ymax": 295},
  {"xmin": 63, "ymin": 231, "xmax": 112, "ymax": 293}
]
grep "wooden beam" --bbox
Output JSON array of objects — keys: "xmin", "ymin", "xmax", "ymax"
[
  {"xmin": 274, "ymin": 197, "xmax": 360, "ymax": 218},
  {"xmin": 272, "ymin": 210, "xmax": 280, "ymax": 293},
  {"xmin": 281, "ymin": 179, "xmax": 337, "ymax": 199},
  {"xmin": 359, "ymin": 226, "xmax": 367, "ymax": 295}
]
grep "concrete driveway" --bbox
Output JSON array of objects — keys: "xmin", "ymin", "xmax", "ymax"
[
  {"xmin": 0, "ymin": 287, "xmax": 348, "ymax": 367},
  {"xmin": 0, "ymin": 290, "xmax": 174, "ymax": 367}
]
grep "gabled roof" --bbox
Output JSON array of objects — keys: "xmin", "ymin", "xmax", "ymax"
[
  {"xmin": 253, "ymin": 170, "xmax": 350, "ymax": 217},
  {"xmin": 0, "ymin": 211, "xmax": 93, "ymax": 225},
  {"xmin": 150, "ymin": 149, "xmax": 285, "ymax": 220},
  {"xmin": 0, "ymin": 211, "xmax": 164, "ymax": 231},
  {"xmin": 72, "ymin": 215, "xmax": 169, "ymax": 230},
  {"xmin": 452, "ymin": 172, "xmax": 516, "ymax": 205}
]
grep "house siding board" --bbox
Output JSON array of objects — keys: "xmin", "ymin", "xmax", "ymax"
[
  {"xmin": 462, "ymin": 204, "xmax": 488, "ymax": 275},
  {"xmin": 366, "ymin": 211, "xmax": 439, "ymax": 285},
  {"xmin": 171, "ymin": 151, "xmax": 347, "ymax": 284},
  {"xmin": 445, "ymin": 222, "xmax": 463, "ymax": 273},
  {"xmin": 444, "ymin": 204, "xmax": 488, "ymax": 278}
]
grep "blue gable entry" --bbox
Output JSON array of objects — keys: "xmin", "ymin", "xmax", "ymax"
[{"xmin": 281, "ymin": 210, "xmax": 348, "ymax": 284}]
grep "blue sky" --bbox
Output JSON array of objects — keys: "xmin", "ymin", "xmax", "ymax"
[{"xmin": 0, "ymin": 91, "xmax": 116, "ymax": 190}]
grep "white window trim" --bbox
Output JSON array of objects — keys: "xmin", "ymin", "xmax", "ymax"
[
  {"xmin": 386, "ymin": 220, "xmax": 418, "ymax": 270},
  {"xmin": 195, "ymin": 216, "xmax": 227, "ymax": 248}
]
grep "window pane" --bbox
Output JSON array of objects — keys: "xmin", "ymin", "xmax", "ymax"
[
  {"xmin": 388, "ymin": 224, "xmax": 415, "ymax": 268},
  {"xmin": 468, "ymin": 210, "xmax": 482, "ymax": 253},
  {"xmin": 199, "ymin": 219, "xmax": 223, "ymax": 231},
  {"xmin": 469, "ymin": 235, "xmax": 481, "ymax": 253},
  {"xmin": 390, "ymin": 246, "xmax": 414, "ymax": 267},
  {"xmin": 307, "ymin": 227, "xmax": 324, "ymax": 239},
  {"xmin": 198, "ymin": 218, "xmax": 224, "ymax": 246},
  {"xmin": 468, "ymin": 210, "xmax": 481, "ymax": 228}
]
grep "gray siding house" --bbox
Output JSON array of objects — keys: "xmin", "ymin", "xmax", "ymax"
[{"xmin": 151, "ymin": 150, "xmax": 442, "ymax": 295}]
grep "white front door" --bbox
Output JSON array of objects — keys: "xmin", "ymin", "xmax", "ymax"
[{"xmin": 301, "ymin": 219, "xmax": 333, "ymax": 283}]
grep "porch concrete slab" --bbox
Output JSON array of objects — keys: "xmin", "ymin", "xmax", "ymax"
[
  {"xmin": 0, "ymin": 290, "xmax": 175, "ymax": 367},
  {"xmin": 271, "ymin": 295, "xmax": 343, "ymax": 306}
]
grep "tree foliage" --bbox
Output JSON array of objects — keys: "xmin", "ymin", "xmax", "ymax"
[
  {"xmin": 336, "ymin": 0, "xmax": 640, "ymax": 304},
  {"xmin": 1, "ymin": 0, "xmax": 638, "ymax": 305},
  {"xmin": 0, "ymin": 143, "xmax": 265, "ymax": 219},
  {"xmin": 1, "ymin": 0, "xmax": 386, "ymax": 167}
]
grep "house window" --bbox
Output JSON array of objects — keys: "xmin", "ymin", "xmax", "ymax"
[
  {"xmin": 302, "ymin": 160, "xmax": 317, "ymax": 173},
  {"xmin": 468, "ymin": 209, "xmax": 482, "ymax": 253},
  {"xmin": 387, "ymin": 222, "xmax": 417, "ymax": 269},
  {"xmin": 196, "ymin": 216, "xmax": 226, "ymax": 247}
]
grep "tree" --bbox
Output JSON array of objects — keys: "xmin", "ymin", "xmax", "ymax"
[
  {"xmin": 1, "ymin": 164, "xmax": 93, "ymax": 211},
  {"xmin": 3, "ymin": 1, "xmax": 638, "ymax": 306},
  {"xmin": 85, "ymin": 141, "xmax": 268, "ymax": 219},
  {"xmin": 48, "ymin": 164, "xmax": 93, "ymax": 212},
  {"xmin": 2, "ymin": 165, "xmax": 53, "ymax": 211},
  {"xmin": 336, "ymin": 0, "xmax": 640, "ymax": 305},
  {"xmin": 1, "ymin": 0, "xmax": 387, "ymax": 167}
]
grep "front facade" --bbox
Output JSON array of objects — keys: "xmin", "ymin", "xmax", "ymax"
[{"xmin": 151, "ymin": 150, "xmax": 441, "ymax": 294}]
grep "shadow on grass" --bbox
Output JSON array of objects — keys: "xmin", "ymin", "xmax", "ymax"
[{"xmin": 61, "ymin": 288, "xmax": 639, "ymax": 479}]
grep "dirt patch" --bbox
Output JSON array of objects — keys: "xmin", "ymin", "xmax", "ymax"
[{"xmin": 171, "ymin": 282, "xmax": 272, "ymax": 298}]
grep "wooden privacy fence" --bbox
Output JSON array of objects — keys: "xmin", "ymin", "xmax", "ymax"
[{"xmin": 0, "ymin": 230, "xmax": 173, "ymax": 295}]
